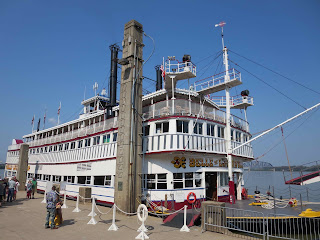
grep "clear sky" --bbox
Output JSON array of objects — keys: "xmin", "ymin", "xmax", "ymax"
[{"xmin": 0, "ymin": 0, "xmax": 319, "ymax": 166}]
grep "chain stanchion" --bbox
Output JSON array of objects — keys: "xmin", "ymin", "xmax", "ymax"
[
  {"xmin": 87, "ymin": 197, "xmax": 97, "ymax": 225},
  {"xmin": 108, "ymin": 204, "xmax": 119, "ymax": 231},
  {"xmin": 72, "ymin": 193, "xmax": 81, "ymax": 213},
  {"xmin": 136, "ymin": 204, "xmax": 149, "ymax": 240},
  {"xmin": 61, "ymin": 190, "xmax": 68, "ymax": 209},
  {"xmin": 180, "ymin": 205, "xmax": 190, "ymax": 232},
  {"xmin": 88, "ymin": 196, "xmax": 97, "ymax": 217}
]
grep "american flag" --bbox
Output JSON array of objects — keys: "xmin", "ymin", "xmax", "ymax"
[
  {"xmin": 43, "ymin": 111, "xmax": 46, "ymax": 125},
  {"xmin": 160, "ymin": 64, "xmax": 165, "ymax": 79},
  {"xmin": 58, "ymin": 102, "xmax": 61, "ymax": 115}
]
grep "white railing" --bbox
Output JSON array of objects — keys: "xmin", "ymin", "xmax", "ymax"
[
  {"xmin": 194, "ymin": 68, "xmax": 241, "ymax": 92},
  {"xmin": 165, "ymin": 61, "xmax": 196, "ymax": 76},
  {"xmin": 142, "ymin": 99, "xmax": 249, "ymax": 132},
  {"xmin": 28, "ymin": 142, "xmax": 117, "ymax": 164},
  {"xmin": 27, "ymin": 117, "xmax": 117, "ymax": 148},
  {"xmin": 210, "ymin": 95, "xmax": 253, "ymax": 107},
  {"xmin": 142, "ymin": 134, "xmax": 253, "ymax": 158}
]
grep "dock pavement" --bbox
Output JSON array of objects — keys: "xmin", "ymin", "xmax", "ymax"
[{"xmin": 0, "ymin": 191, "xmax": 241, "ymax": 240}]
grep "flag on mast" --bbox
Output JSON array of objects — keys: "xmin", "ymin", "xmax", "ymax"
[
  {"xmin": 31, "ymin": 115, "xmax": 35, "ymax": 125},
  {"xmin": 57, "ymin": 102, "xmax": 61, "ymax": 125},
  {"xmin": 58, "ymin": 102, "xmax": 61, "ymax": 115},
  {"xmin": 43, "ymin": 110, "xmax": 47, "ymax": 130}
]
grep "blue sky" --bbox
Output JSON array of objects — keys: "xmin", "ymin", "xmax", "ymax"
[{"xmin": 0, "ymin": 0, "xmax": 319, "ymax": 166}]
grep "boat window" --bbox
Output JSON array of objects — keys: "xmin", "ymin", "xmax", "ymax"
[
  {"xmin": 207, "ymin": 124, "xmax": 215, "ymax": 136},
  {"xmin": 236, "ymin": 131, "xmax": 241, "ymax": 142},
  {"xmin": 44, "ymin": 147, "xmax": 48, "ymax": 153},
  {"xmin": 185, "ymin": 172, "xmax": 193, "ymax": 187},
  {"xmin": 195, "ymin": 172, "xmax": 202, "ymax": 187},
  {"xmin": 40, "ymin": 148, "xmax": 43, "ymax": 153},
  {"xmin": 105, "ymin": 175, "xmax": 111, "ymax": 186},
  {"xmin": 193, "ymin": 123, "xmax": 203, "ymax": 135},
  {"xmin": 35, "ymin": 174, "xmax": 42, "ymax": 180},
  {"xmin": 37, "ymin": 148, "xmax": 39, "ymax": 153},
  {"xmin": 94, "ymin": 176, "xmax": 104, "ymax": 185},
  {"xmin": 143, "ymin": 174, "xmax": 156, "ymax": 189},
  {"xmin": 59, "ymin": 144, "xmax": 63, "ymax": 151},
  {"xmin": 53, "ymin": 145, "xmax": 57, "ymax": 151},
  {"xmin": 43, "ymin": 175, "xmax": 51, "ymax": 181},
  {"xmin": 96, "ymin": 136, "xmax": 100, "ymax": 145},
  {"xmin": 52, "ymin": 175, "xmax": 61, "ymax": 182},
  {"xmin": 231, "ymin": 130, "xmax": 234, "ymax": 141},
  {"xmin": 77, "ymin": 176, "xmax": 91, "ymax": 185},
  {"xmin": 103, "ymin": 134, "xmax": 110, "ymax": 144},
  {"xmin": 64, "ymin": 176, "xmax": 75, "ymax": 183},
  {"xmin": 29, "ymin": 149, "xmax": 32, "ymax": 154},
  {"xmin": 142, "ymin": 125, "xmax": 150, "ymax": 136},
  {"xmin": 156, "ymin": 122, "xmax": 169, "ymax": 134},
  {"xmin": 70, "ymin": 142, "xmax": 75, "ymax": 149},
  {"xmin": 78, "ymin": 140, "xmax": 83, "ymax": 148},
  {"xmin": 64, "ymin": 143, "xmax": 69, "ymax": 151},
  {"xmin": 33, "ymin": 149, "xmax": 35, "ymax": 154},
  {"xmin": 49, "ymin": 146, "xmax": 53, "ymax": 152},
  {"xmin": 220, "ymin": 172, "xmax": 228, "ymax": 187},
  {"xmin": 113, "ymin": 133, "xmax": 118, "ymax": 142},
  {"xmin": 173, "ymin": 173, "xmax": 183, "ymax": 189},
  {"xmin": 177, "ymin": 120, "xmax": 189, "ymax": 133},
  {"xmin": 217, "ymin": 126, "xmax": 225, "ymax": 138},
  {"xmin": 157, "ymin": 174, "xmax": 167, "ymax": 189},
  {"xmin": 85, "ymin": 138, "xmax": 91, "ymax": 147}
]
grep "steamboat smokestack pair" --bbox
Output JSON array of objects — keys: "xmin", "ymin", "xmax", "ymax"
[{"xmin": 108, "ymin": 44, "xmax": 120, "ymax": 117}]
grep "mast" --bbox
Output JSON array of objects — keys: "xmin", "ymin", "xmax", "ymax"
[{"xmin": 216, "ymin": 21, "xmax": 235, "ymax": 204}]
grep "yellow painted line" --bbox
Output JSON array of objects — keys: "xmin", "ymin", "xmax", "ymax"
[{"xmin": 227, "ymin": 216, "xmax": 300, "ymax": 219}]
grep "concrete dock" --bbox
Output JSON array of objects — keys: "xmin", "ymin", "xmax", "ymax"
[{"xmin": 0, "ymin": 191, "xmax": 240, "ymax": 240}]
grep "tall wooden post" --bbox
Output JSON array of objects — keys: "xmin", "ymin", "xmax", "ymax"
[{"xmin": 114, "ymin": 20, "xmax": 143, "ymax": 213}]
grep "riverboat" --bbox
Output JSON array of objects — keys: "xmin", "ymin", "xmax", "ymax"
[{"xmin": 5, "ymin": 22, "xmax": 254, "ymax": 209}]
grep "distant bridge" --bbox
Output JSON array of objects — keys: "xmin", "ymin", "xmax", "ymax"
[{"xmin": 243, "ymin": 161, "xmax": 273, "ymax": 169}]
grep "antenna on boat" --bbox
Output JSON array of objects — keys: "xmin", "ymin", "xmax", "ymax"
[{"xmin": 93, "ymin": 82, "xmax": 98, "ymax": 96}]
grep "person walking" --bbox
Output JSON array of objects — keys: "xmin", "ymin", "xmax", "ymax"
[
  {"xmin": 26, "ymin": 180, "xmax": 32, "ymax": 199},
  {"xmin": 45, "ymin": 186, "xmax": 59, "ymax": 229},
  {"xmin": 0, "ymin": 179, "xmax": 4, "ymax": 207},
  {"xmin": 13, "ymin": 179, "xmax": 20, "ymax": 201},
  {"xmin": 7, "ymin": 177, "xmax": 16, "ymax": 202},
  {"xmin": 31, "ymin": 177, "xmax": 37, "ymax": 199}
]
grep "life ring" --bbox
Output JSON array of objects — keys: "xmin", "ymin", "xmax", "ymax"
[
  {"xmin": 137, "ymin": 204, "xmax": 148, "ymax": 222},
  {"xmin": 187, "ymin": 192, "xmax": 196, "ymax": 204}
]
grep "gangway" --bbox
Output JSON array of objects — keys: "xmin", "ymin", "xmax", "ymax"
[
  {"xmin": 284, "ymin": 161, "xmax": 320, "ymax": 185},
  {"xmin": 194, "ymin": 68, "xmax": 242, "ymax": 95}
]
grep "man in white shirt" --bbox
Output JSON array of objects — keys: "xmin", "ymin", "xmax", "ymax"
[{"xmin": 7, "ymin": 177, "xmax": 16, "ymax": 202}]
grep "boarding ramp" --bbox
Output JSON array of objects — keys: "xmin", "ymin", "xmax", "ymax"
[{"xmin": 284, "ymin": 161, "xmax": 320, "ymax": 185}]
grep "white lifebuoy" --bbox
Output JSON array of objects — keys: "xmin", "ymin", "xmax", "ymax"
[{"xmin": 137, "ymin": 204, "xmax": 148, "ymax": 222}]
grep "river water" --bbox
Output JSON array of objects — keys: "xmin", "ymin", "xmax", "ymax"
[{"xmin": 243, "ymin": 170, "xmax": 320, "ymax": 203}]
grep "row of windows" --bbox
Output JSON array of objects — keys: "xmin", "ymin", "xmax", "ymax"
[
  {"xmin": 29, "ymin": 132, "xmax": 118, "ymax": 155},
  {"xmin": 28, "ymin": 173, "xmax": 112, "ymax": 186},
  {"xmin": 8, "ymin": 151, "xmax": 19, "ymax": 156},
  {"xmin": 143, "ymin": 120, "xmax": 247, "ymax": 142},
  {"xmin": 142, "ymin": 172, "xmax": 202, "ymax": 190}
]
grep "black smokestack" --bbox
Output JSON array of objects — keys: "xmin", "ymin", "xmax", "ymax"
[
  {"xmin": 109, "ymin": 44, "xmax": 120, "ymax": 107},
  {"xmin": 155, "ymin": 65, "xmax": 162, "ymax": 91}
]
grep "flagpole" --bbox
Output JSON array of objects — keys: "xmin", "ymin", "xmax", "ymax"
[
  {"xmin": 32, "ymin": 115, "xmax": 35, "ymax": 133},
  {"xmin": 43, "ymin": 109, "xmax": 47, "ymax": 130},
  {"xmin": 58, "ymin": 102, "xmax": 61, "ymax": 125}
]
